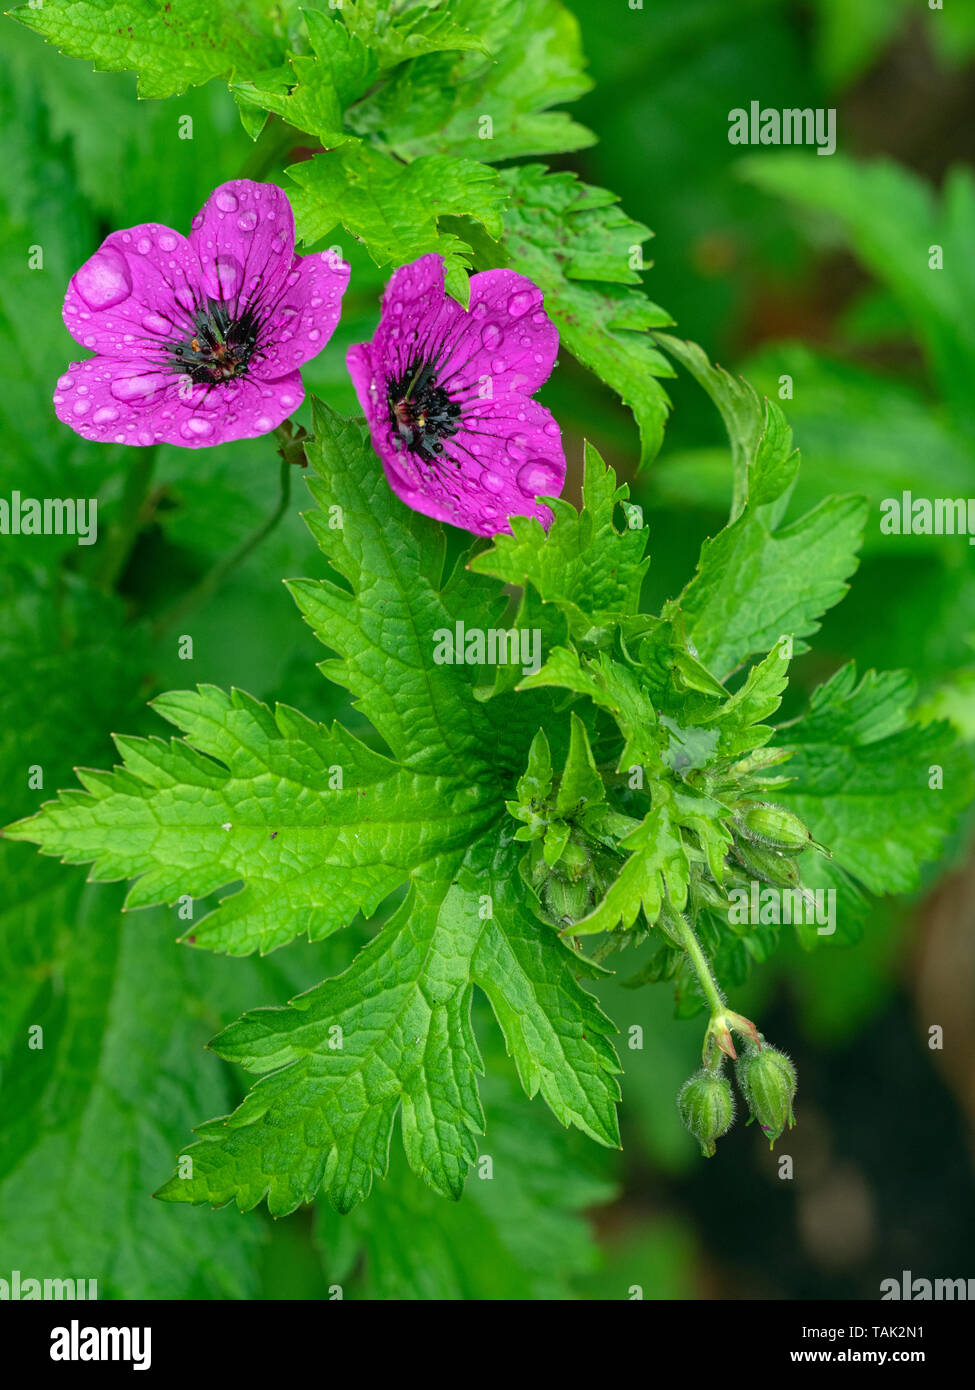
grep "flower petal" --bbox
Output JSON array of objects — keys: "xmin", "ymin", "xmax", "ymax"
[
  {"xmin": 54, "ymin": 356, "xmax": 303, "ymax": 449},
  {"xmin": 349, "ymin": 329, "xmax": 565, "ymax": 538},
  {"xmin": 369, "ymin": 255, "xmax": 558, "ymax": 403},
  {"xmin": 250, "ymin": 248, "xmax": 351, "ymax": 380},
  {"xmin": 188, "ymin": 179, "xmax": 297, "ymax": 321},
  {"xmin": 63, "ymin": 225, "xmax": 203, "ymax": 359}
]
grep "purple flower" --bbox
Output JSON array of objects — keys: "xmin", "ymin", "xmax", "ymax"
[
  {"xmin": 54, "ymin": 180, "xmax": 350, "ymax": 449},
  {"xmin": 347, "ymin": 253, "xmax": 565, "ymax": 536}
]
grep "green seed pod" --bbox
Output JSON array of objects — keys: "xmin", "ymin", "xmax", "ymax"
[
  {"xmin": 677, "ymin": 1069, "xmax": 735, "ymax": 1157},
  {"xmin": 735, "ymin": 1042, "xmax": 797, "ymax": 1148},
  {"xmin": 731, "ymin": 838, "xmax": 800, "ymax": 888},
  {"xmin": 735, "ymin": 801, "xmax": 812, "ymax": 853},
  {"xmin": 558, "ymin": 838, "xmax": 591, "ymax": 882},
  {"xmin": 542, "ymin": 875, "xmax": 592, "ymax": 926}
]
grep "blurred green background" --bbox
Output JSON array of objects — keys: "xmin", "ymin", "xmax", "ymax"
[{"xmin": 1, "ymin": 0, "xmax": 973, "ymax": 1299}]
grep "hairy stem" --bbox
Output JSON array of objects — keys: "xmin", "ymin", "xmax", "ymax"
[{"xmin": 668, "ymin": 909, "xmax": 725, "ymax": 1016}]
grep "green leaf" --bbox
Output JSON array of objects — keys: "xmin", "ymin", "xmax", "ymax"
[
  {"xmin": 658, "ymin": 336, "xmax": 868, "ymax": 678},
  {"xmin": 776, "ymin": 663, "xmax": 973, "ymax": 898},
  {"xmin": 574, "ymin": 802, "xmax": 688, "ymax": 936},
  {"xmin": 351, "ymin": 0, "xmax": 596, "ymax": 164},
  {"xmin": 472, "ymin": 441, "xmax": 650, "ymax": 641},
  {"xmin": 341, "ymin": 0, "xmax": 491, "ymax": 67},
  {"xmin": 740, "ymin": 155, "xmax": 975, "ymax": 432},
  {"xmin": 231, "ymin": 9, "xmax": 377, "ymax": 147},
  {"xmin": 287, "ymin": 143, "xmax": 505, "ymax": 301},
  {"xmin": 11, "ymin": 400, "xmax": 621, "ymax": 1214},
  {"xmin": 499, "ymin": 166, "xmax": 675, "ymax": 465},
  {"xmin": 0, "ymin": 887, "xmax": 263, "ymax": 1296},
  {"xmin": 315, "ymin": 1071, "xmax": 613, "ymax": 1300},
  {"xmin": 11, "ymin": 0, "xmax": 288, "ymax": 99}
]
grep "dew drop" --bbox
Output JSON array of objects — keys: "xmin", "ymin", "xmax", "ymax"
[
  {"xmin": 74, "ymin": 247, "xmax": 132, "ymax": 311},
  {"xmin": 180, "ymin": 417, "xmax": 214, "ymax": 440},
  {"xmin": 481, "ymin": 323, "xmax": 503, "ymax": 350},
  {"xmin": 135, "ymin": 236, "xmax": 153, "ymax": 255},
  {"xmin": 57, "ymin": 374, "xmax": 72, "ymax": 390},
  {"xmin": 158, "ymin": 232, "xmax": 178, "ymax": 252},
  {"xmin": 110, "ymin": 372, "xmax": 166, "ymax": 404},
  {"xmin": 137, "ymin": 430, "xmax": 154, "ymax": 446},
  {"xmin": 517, "ymin": 459, "xmax": 562, "ymax": 497},
  {"xmin": 237, "ymin": 209, "xmax": 258, "ymax": 232},
  {"xmin": 93, "ymin": 405, "xmax": 119, "ymax": 425},
  {"xmin": 490, "ymin": 357, "xmax": 507, "ymax": 375},
  {"xmin": 481, "ymin": 470, "xmax": 506, "ymax": 495},
  {"xmin": 214, "ymin": 188, "xmax": 239, "ymax": 213},
  {"xmin": 255, "ymin": 415, "xmax": 273, "ymax": 431},
  {"xmin": 142, "ymin": 312, "xmax": 171, "ymax": 337},
  {"xmin": 191, "ymin": 213, "xmax": 204, "ymax": 231},
  {"xmin": 308, "ymin": 328, "xmax": 321, "ymax": 342},
  {"xmin": 72, "ymin": 399, "xmax": 91, "ymax": 417},
  {"xmin": 211, "ymin": 254, "xmax": 241, "ymax": 295},
  {"xmin": 507, "ymin": 290, "xmax": 535, "ymax": 318}
]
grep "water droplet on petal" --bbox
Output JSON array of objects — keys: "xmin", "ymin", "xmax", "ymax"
[
  {"xmin": 158, "ymin": 232, "xmax": 178, "ymax": 252},
  {"xmin": 191, "ymin": 213, "xmax": 204, "ymax": 230},
  {"xmin": 93, "ymin": 405, "xmax": 119, "ymax": 425},
  {"xmin": 74, "ymin": 247, "xmax": 132, "ymax": 310},
  {"xmin": 255, "ymin": 415, "xmax": 273, "ymax": 431},
  {"xmin": 481, "ymin": 323, "xmax": 503, "ymax": 350},
  {"xmin": 237, "ymin": 209, "xmax": 258, "ymax": 232},
  {"xmin": 57, "ymin": 374, "xmax": 72, "ymax": 390},
  {"xmin": 517, "ymin": 459, "xmax": 562, "ymax": 497},
  {"xmin": 490, "ymin": 357, "xmax": 507, "ymax": 375},
  {"xmin": 543, "ymin": 418, "xmax": 561, "ymax": 437},
  {"xmin": 211, "ymin": 254, "xmax": 241, "ymax": 296},
  {"xmin": 72, "ymin": 399, "xmax": 90, "ymax": 417},
  {"xmin": 481, "ymin": 470, "xmax": 506, "ymax": 495},
  {"xmin": 308, "ymin": 329, "xmax": 321, "ymax": 342},
  {"xmin": 214, "ymin": 188, "xmax": 239, "ymax": 213},
  {"xmin": 142, "ymin": 313, "xmax": 172, "ymax": 337},
  {"xmin": 180, "ymin": 417, "xmax": 214, "ymax": 440},
  {"xmin": 110, "ymin": 372, "xmax": 166, "ymax": 405},
  {"xmin": 135, "ymin": 236, "xmax": 152, "ymax": 255},
  {"xmin": 507, "ymin": 290, "xmax": 535, "ymax": 319},
  {"xmin": 137, "ymin": 430, "xmax": 154, "ymax": 445}
]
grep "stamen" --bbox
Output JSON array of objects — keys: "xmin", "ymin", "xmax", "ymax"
[{"xmin": 386, "ymin": 358, "xmax": 462, "ymax": 463}]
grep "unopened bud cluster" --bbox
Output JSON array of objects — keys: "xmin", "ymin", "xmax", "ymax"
[{"xmin": 678, "ymin": 1033, "xmax": 797, "ymax": 1157}]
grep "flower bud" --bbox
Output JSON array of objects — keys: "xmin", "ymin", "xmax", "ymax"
[
  {"xmin": 735, "ymin": 1042, "xmax": 797, "ymax": 1148},
  {"xmin": 731, "ymin": 838, "xmax": 800, "ymax": 888},
  {"xmin": 735, "ymin": 801, "xmax": 812, "ymax": 853},
  {"xmin": 542, "ymin": 875, "xmax": 591, "ymax": 927},
  {"xmin": 678, "ymin": 1069, "xmax": 735, "ymax": 1157}
]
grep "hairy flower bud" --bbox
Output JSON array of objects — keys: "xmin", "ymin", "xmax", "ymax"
[
  {"xmin": 735, "ymin": 801, "xmax": 812, "ymax": 853},
  {"xmin": 735, "ymin": 1041, "xmax": 797, "ymax": 1147},
  {"xmin": 678, "ymin": 1069, "xmax": 735, "ymax": 1157},
  {"xmin": 731, "ymin": 838, "xmax": 801, "ymax": 888}
]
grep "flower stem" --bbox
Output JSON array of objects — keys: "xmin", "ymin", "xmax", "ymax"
[
  {"xmin": 94, "ymin": 447, "xmax": 157, "ymax": 592},
  {"xmin": 668, "ymin": 910, "xmax": 725, "ymax": 1017},
  {"xmin": 152, "ymin": 450, "xmax": 294, "ymax": 637}
]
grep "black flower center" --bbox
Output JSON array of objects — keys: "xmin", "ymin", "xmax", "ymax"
[
  {"xmin": 168, "ymin": 298, "xmax": 260, "ymax": 384},
  {"xmin": 387, "ymin": 359, "xmax": 462, "ymax": 462}
]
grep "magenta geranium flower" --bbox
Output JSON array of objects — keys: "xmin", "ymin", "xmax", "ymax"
[
  {"xmin": 54, "ymin": 180, "xmax": 350, "ymax": 449},
  {"xmin": 347, "ymin": 253, "xmax": 565, "ymax": 536}
]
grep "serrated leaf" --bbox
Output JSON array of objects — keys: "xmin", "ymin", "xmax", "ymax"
[
  {"xmin": 10, "ymin": 400, "xmax": 621, "ymax": 1213},
  {"xmin": 776, "ymin": 663, "xmax": 973, "ymax": 899},
  {"xmin": 287, "ymin": 143, "xmax": 505, "ymax": 301},
  {"xmin": 499, "ymin": 166, "xmax": 675, "ymax": 465},
  {"xmin": 352, "ymin": 0, "xmax": 596, "ymax": 164},
  {"xmin": 472, "ymin": 441, "xmax": 650, "ymax": 640},
  {"xmin": 11, "ymin": 0, "xmax": 288, "ymax": 99}
]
